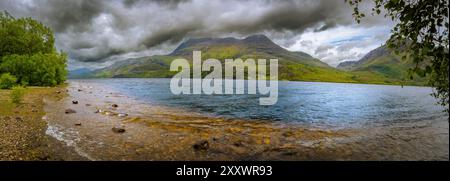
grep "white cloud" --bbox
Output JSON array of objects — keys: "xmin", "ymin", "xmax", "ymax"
[{"xmin": 284, "ymin": 25, "xmax": 392, "ymax": 67}]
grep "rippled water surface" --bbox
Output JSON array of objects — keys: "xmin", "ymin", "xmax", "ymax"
[{"xmin": 78, "ymin": 78, "xmax": 446, "ymax": 128}]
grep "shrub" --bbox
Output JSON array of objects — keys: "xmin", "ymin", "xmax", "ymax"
[
  {"xmin": 0, "ymin": 73, "xmax": 17, "ymax": 89},
  {"xmin": 10, "ymin": 85, "xmax": 26, "ymax": 105},
  {"xmin": 0, "ymin": 53, "xmax": 67, "ymax": 86}
]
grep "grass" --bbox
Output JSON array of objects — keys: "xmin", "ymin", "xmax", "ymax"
[{"xmin": 91, "ymin": 50, "xmax": 428, "ymax": 86}]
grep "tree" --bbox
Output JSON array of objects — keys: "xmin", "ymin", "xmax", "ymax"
[
  {"xmin": 346, "ymin": 0, "xmax": 449, "ymax": 113},
  {"xmin": 0, "ymin": 11, "xmax": 66, "ymax": 86},
  {"xmin": 0, "ymin": 11, "xmax": 55, "ymax": 58}
]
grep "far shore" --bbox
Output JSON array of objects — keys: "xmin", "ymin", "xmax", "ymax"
[{"xmin": 68, "ymin": 77, "xmax": 430, "ymax": 88}]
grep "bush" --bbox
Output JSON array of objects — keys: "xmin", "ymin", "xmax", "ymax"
[
  {"xmin": 0, "ymin": 73, "xmax": 17, "ymax": 89},
  {"xmin": 0, "ymin": 53, "xmax": 67, "ymax": 86},
  {"xmin": 10, "ymin": 85, "xmax": 26, "ymax": 104}
]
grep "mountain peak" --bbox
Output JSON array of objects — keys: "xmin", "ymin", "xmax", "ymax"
[
  {"xmin": 243, "ymin": 34, "xmax": 272, "ymax": 43},
  {"xmin": 171, "ymin": 34, "xmax": 277, "ymax": 55}
]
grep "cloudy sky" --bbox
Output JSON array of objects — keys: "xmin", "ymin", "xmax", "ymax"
[{"xmin": 0, "ymin": 0, "xmax": 394, "ymax": 69}]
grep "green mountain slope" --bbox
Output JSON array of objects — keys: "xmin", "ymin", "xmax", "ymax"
[
  {"xmin": 90, "ymin": 35, "xmax": 425, "ymax": 85},
  {"xmin": 337, "ymin": 45, "xmax": 428, "ymax": 85}
]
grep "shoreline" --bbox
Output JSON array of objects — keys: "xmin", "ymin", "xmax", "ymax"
[
  {"xmin": 0, "ymin": 86, "xmax": 87, "ymax": 160},
  {"xmin": 43, "ymin": 80, "xmax": 449, "ymax": 160},
  {"xmin": 68, "ymin": 77, "xmax": 429, "ymax": 88},
  {"xmin": 1, "ymin": 80, "xmax": 448, "ymax": 160}
]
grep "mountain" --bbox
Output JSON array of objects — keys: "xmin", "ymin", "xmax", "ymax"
[
  {"xmin": 90, "ymin": 34, "xmax": 425, "ymax": 85},
  {"xmin": 337, "ymin": 45, "xmax": 427, "ymax": 85},
  {"xmin": 169, "ymin": 34, "xmax": 330, "ymax": 67},
  {"xmin": 68, "ymin": 68, "xmax": 94, "ymax": 79},
  {"xmin": 337, "ymin": 46, "xmax": 389, "ymax": 70}
]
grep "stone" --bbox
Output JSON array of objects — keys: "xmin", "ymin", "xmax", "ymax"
[
  {"xmin": 65, "ymin": 109, "xmax": 76, "ymax": 114},
  {"xmin": 75, "ymin": 123, "xmax": 82, "ymax": 126},
  {"xmin": 112, "ymin": 104, "xmax": 119, "ymax": 108},
  {"xmin": 193, "ymin": 140, "xmax": 209, "ymax": 151},
  {"xmin": 118, "ymin": 113, "xmax": 128, "ymax": 117},
  {"xmin": 112, "ymin": 127, "xmax": 126, "ymax": 133},
  {"xmin": 72, "ymin": 100, "xmax": 79, "ymax": 104}
]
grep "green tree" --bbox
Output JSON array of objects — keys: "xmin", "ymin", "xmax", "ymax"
[
  {"xmin": 0, "ymin": 11, "xmax": 55, "ymax": 58},
  {"xmin": 346, "ymin": 0, "xmax": 449, "ymax": 113},
  {"xmin": 0, "ymin": 11, "xmax": 67, "ymax": 86}
]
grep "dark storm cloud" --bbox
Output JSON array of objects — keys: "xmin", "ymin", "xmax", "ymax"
[
  {"xmin": 24, "ymin": 0, "xmax": 104, "ymax": 33},
  {"xmin": 0, "ymin": 0, "xmax": 390, "ymax": 65}
]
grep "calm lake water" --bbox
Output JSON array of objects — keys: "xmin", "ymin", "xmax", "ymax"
[{"xmin": 75, "ymin": 78, "xmax": 447, "ymax": 128}]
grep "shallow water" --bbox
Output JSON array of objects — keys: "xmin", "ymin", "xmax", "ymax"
[
  {"xmin": 78, "ymin": 78, "xmax": 446, "ymax": 128},
  {"xmin": 41, "ymin": 79, "xmax": 448, "ymax": 160}
]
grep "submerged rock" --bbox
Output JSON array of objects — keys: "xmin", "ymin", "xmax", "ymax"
[
  {"xmin": 72, "ymin": 100, "xmax": 79, "ymax": 104},
  {"xmin": 112, "ymin": 127, "xmax": 126, "ymax": 133},
  {"xmin": 75, "ymin": 123, "xmax": 82, "ymax": 126},
  {"xmin": 118, "ymin": 113, "xmax": 128, "ymax": 117},
  {"xmin": 193, "ymin": 140, "xmax": 209, "ymax": 151},
  {"xmin": 112, "ymin": 104, "xmax": 119, "ymax": 108},
  {"xmin": 104, "ymin": 111, "xmax": 113, "ymax": 116},
  {"xmin": 65, "ymin": 109, "xmax": 76, "ymax": 114}
]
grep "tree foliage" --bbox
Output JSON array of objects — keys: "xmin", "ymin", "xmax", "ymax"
[
  {"xmin": 0, "ymin": 11, "xmax": 66, "ymax": 87},
  {"xmin": 346, "ymin": 0, "xmax": 449, "ymax": 113},
  {"xmin": 0, "ymin": 73, "xmax": 17, "ymax": 89},
  {"xmin": 1, "ymin": 53, "xmax": 67, "ymax": 86}
]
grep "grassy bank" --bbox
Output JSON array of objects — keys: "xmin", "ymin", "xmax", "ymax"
[{"xmin": 0, "ymin": 86, "xmax": 85, "ymax": 160}]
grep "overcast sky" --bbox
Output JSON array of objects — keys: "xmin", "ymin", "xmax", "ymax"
[{"xmin": 1, "ymin": 0, "xmax": 394, "ymax": 69}]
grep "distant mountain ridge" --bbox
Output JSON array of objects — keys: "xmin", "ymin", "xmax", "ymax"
[
  {"xmin": 170, "ymin": 34, "xmax": 330, "ymax": 68},
  {"xmin": 76, "ymin": 34, "xmax": 426, "ymax": 86},
  {"xmin": 337, "ymin": 45, "xmax": 427, "ymax": 84},
  {"xmin": 337, "ymin": 46, "xmax": 389, "ymax": 70}
]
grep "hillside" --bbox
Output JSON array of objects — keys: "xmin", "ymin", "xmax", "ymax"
[
  {"xmin": 88, "ymin": 35, "xmax": 424, "ymax": 85},
  {"xmin": 337, "ymin": 45, "xmax": 427, "ymax": 85}
]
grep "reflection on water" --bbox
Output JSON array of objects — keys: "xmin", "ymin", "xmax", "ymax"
[
  {"xmin": 86, "ymin": 78, "xmax": 446, "ymax": 128},
  {"xmin": 42, "ymin": 79, "xmax": 448, "ymax": 160}
]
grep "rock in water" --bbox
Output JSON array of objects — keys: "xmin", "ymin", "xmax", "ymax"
[
  {"xmin": 72, "ymin": 100, "xmax": 79, "ymax": 104},
  {"xmin": 193, "ymin": 140, "xmax": 209, "ymax": 151},
  {"xmin": 118, "ymin": 113, "xmax": 128, "ymax": 117},
  {"xmin": 65, "ymin": 109, "xmax": 76, "ymax": 114},
  {"xmin": 75, "ymin": 123, "xmax": 82, "ymax": 126},
  {"xmin": 112, "ymin": 127, "xmax": 126, "ymax": 133},
  {"xmin": 112, "ymin": 104, "xmax": 119, "ymax": 108}
]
